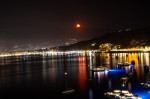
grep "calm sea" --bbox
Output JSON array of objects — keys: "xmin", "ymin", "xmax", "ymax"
[{"xmin": 0, "ymin": 52, "xmax": 150, "ymax": 99}]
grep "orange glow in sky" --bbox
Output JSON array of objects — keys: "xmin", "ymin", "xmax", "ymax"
[{"xmin": 76, "ymin": 24, "xmax": 80, "ymax": 28}]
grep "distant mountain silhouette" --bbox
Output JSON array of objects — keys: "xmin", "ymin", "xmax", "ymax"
[{"xmin": 53, "ymin": 26, "xmax": 150, "ymax": 51}]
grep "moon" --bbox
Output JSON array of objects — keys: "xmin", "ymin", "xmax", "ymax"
[{"xmin": 76, "ymin": 24, "xmax": 80, "ymax": 28}]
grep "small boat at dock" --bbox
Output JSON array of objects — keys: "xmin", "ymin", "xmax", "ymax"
[
  {"xmin": 62, "ymin": 89, "xmax": 75, "ymax": 94},
  {"xmin": 120, "ymin": 77, "xmax": 129, "ymax": 81},
  {"xmin": 140, "ymin": 81, "xmax": 150, "ymax": 88},
  {"xmin": 117, "ymin": 62, "xmax": 130, "ymax": 66},
  {"xmin": 104, "ymin": 90, "xmax": 142, "ymax": 99},
  {"xmin": 91, "ymin": 66, "xmax": 109, "ymax": 72}
]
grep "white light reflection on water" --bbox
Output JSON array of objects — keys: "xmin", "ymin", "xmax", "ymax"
[
  {"xmin": 108, "ymin": 79, "xmax": 112, "ymax": 91},
  {"xmin": 89, "ymin": 89, "xmax": 93, "ymax": 99},
  {"xmin": 0, "ymin": 52, "xmax": 150, "ymax": 98}
]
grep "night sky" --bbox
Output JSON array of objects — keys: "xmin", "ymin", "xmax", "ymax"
[{"xmin": 0, "ymin": 0, "xmax": 150, "ymax": 51}]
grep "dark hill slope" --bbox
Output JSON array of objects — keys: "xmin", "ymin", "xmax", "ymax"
[
  {"xmin": 56, "ymin": 27, "xmax": 150, "ymax": 50},
  {"xmin": 92, "ymin": 27, "xmax": 150, "ymax": 46}
]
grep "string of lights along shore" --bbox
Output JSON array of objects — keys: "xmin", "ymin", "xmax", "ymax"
[{"xmin": 0, "ymin": 0, "xmax": 150, "ymax": 99}]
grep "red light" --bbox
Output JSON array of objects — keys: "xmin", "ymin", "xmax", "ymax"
[{"xmin": 76, "ymin": 24, "xmax": 80, "ymax": 28}]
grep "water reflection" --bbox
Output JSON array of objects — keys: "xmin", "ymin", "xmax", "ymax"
[
  {"xmin": 0, "ymin": 52, "xmax": 150, "ymax": 98},
  {"xmin": 78, "ymin": 55, "xmax": 87, "ymax": 93}
]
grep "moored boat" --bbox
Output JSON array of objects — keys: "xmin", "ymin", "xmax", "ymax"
[
  {"xmin": 140, "ymin": 81, "xmax": 150, "ymax": 88},
  {"xmin": 104, "ymin": 90, "xmax": 142, "ymax": 99},
  {"xmin": 117, "ymin": 62, "xmax": 130, "ymax": 66},
  {"xmin": 91, "ymin": 66, "xmax": 109, "ymax": 72}
]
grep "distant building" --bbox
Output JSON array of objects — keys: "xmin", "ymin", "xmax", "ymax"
[{"xmin": 99, "ymin": 43, "xmax": 113, "ymax": 51}]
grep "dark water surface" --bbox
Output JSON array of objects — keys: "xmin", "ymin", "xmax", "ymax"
[{"xmin": 0, "ymin": 52, "xmax": 150, "ymax": 99}]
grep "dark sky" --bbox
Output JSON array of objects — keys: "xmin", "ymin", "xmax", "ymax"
[{"xmin": 0, "ymin": 0, "xmax": 150, "ymax": 51}]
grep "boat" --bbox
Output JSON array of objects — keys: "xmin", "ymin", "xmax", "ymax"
[
  {"xmin": 62, "ymin": 89, "xmax": 75, "ymax": 94},
  {"xmin": 91, "ymin": 66, "xmax": 109, "ymax": 72},
  {"xmin": 117, "ymin": 62, "xmax": 130, "ymax": 66},
  {"xmin": 140, "ymin": 81, "xmax": 150, "ymax": 88},
  {"xmin": 120, "ymin": 77, "xmax": 129, "ymax": 81},
  {"xmin": 62, "ymin": 72, "xmax": 75, "ymax": 94},
  {"xmin": 120, "ymin": 77, "xmax": 129, "ymax": 87},
  {"xmin": 104, "ymin": 90, "xmax": 142, "ymax": 99}
]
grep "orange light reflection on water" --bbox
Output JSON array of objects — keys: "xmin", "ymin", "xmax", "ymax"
[{"xmin": 78, "ymin": 55, "xmax": 87, "ymax": 93}]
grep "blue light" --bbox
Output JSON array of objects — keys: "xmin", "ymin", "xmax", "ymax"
[
  {"xmin": 122, "ymin": 83, "xmax": 125, "ymax": 87},
  {"xmin": 132, "ymin": 89, "xmax": 150, "ymax": 99},
  {"xmin": 130, "ymin": 64, "xmax": 135, "ymax": 67},
  {"xmin": 108, "ymin": 69, "xmax": 125, "ymax": 75},
  {"xmin": 104, "ymin": 69, "xmax": 108, "ymax": 72},
  {"xmin": 109, "ymin": 69, "xmax": 125, "ymax": 72}
]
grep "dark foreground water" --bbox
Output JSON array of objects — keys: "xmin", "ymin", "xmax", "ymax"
[{"xmin": 0, "ymin": 52, "xmax": 150, "ymax": 99}]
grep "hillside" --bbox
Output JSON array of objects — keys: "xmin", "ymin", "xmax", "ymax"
[{"xmin": 54, "ymin": 27, "xmax": 150, "ymax": 51}]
